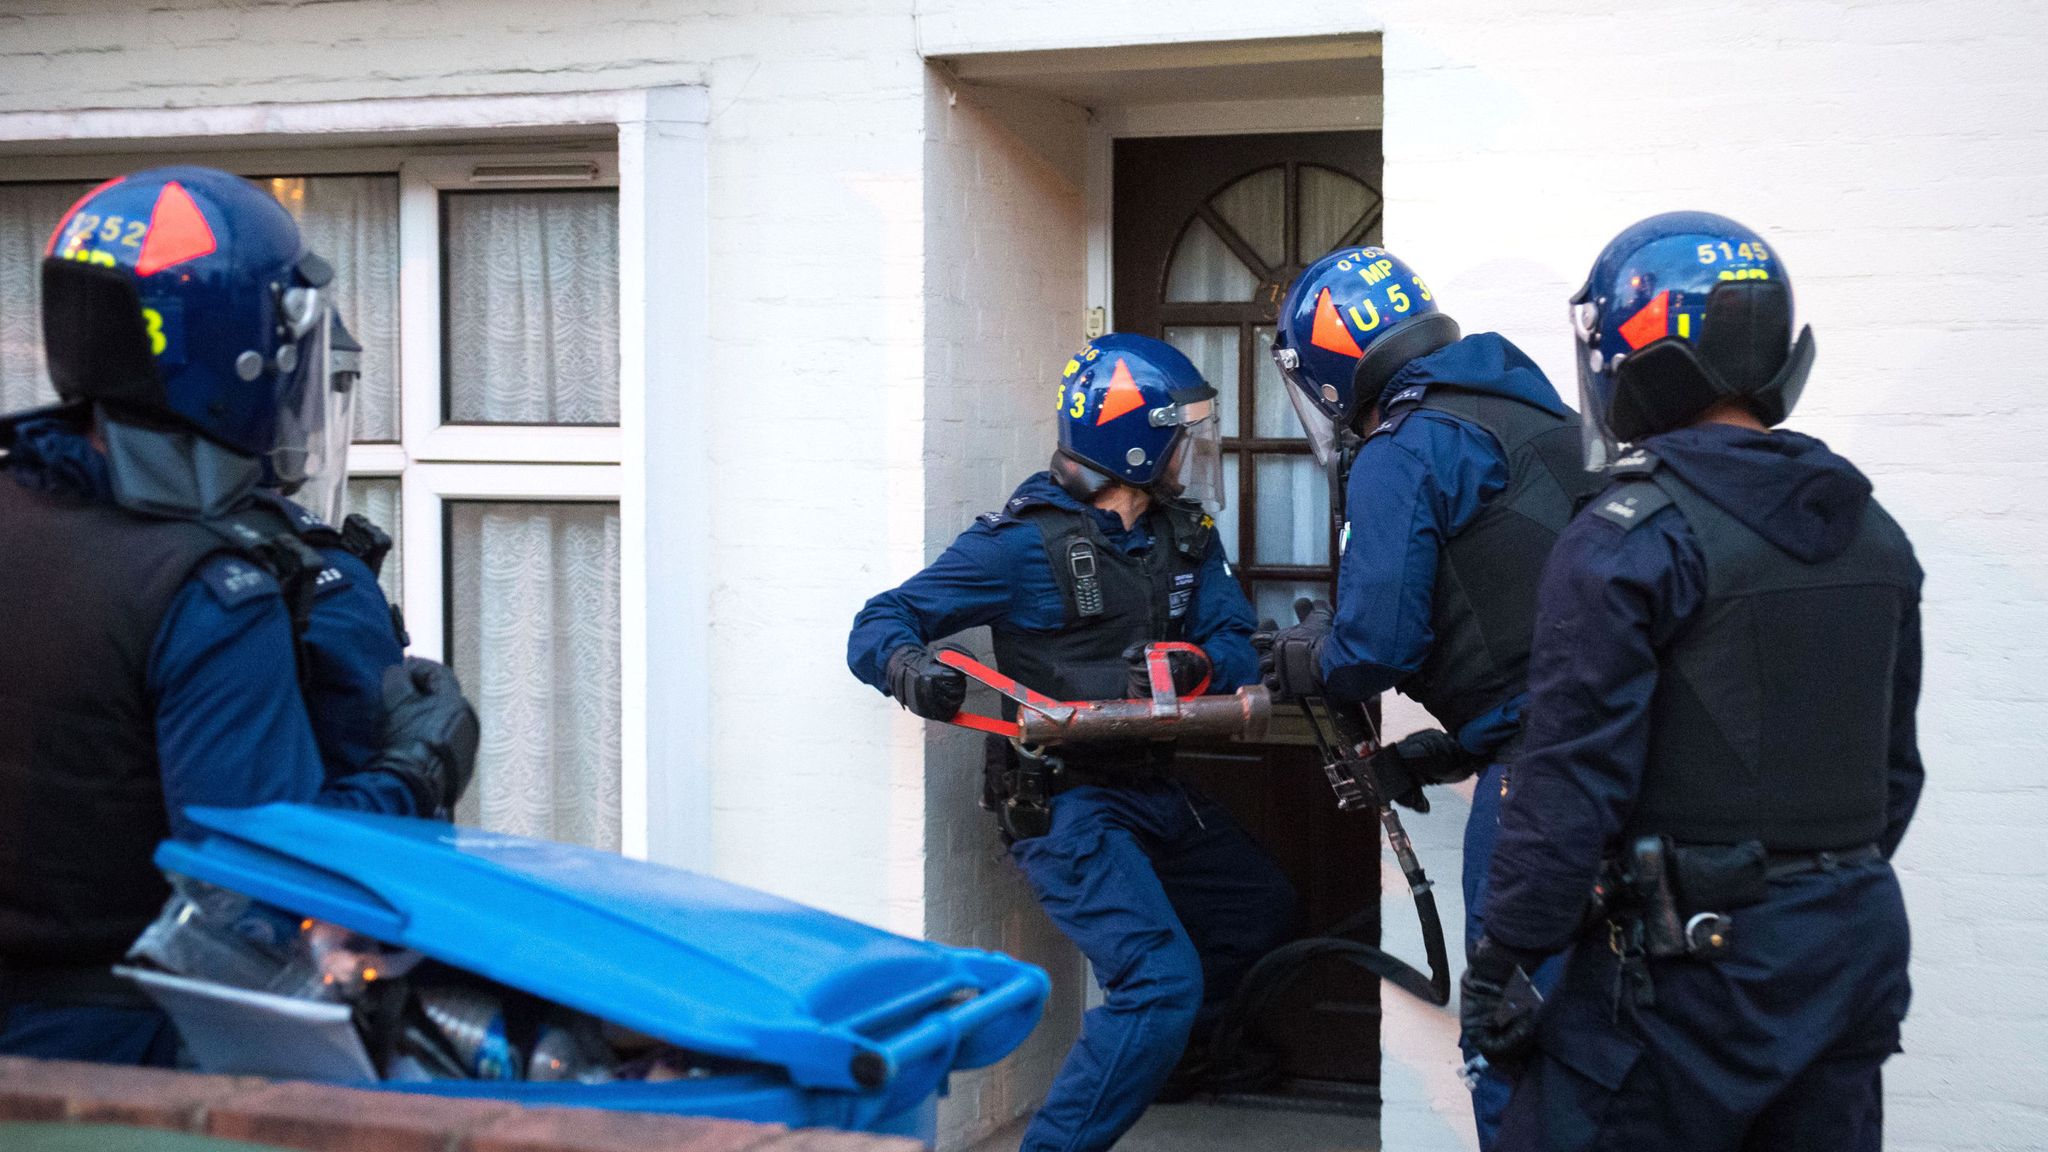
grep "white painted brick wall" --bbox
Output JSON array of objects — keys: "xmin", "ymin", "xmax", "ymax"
[
  {"xmin": 919, "ymin": 75, "xmax": 1088, "ymax": 1148},
  {"xmin": 5, "ymin": 0, "xmax": 2045, "ymax": 1145},
  {"xmin": 920, "ymin": 2, "xmax": 2048, "ymax": 1145}
]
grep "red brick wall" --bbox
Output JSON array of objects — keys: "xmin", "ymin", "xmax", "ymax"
[{"xmin": 0, "ymin": 1057, "xmax": 921, "ymax": 1152}]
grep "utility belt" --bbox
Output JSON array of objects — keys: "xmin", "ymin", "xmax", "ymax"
[
  {"xmin": 0, "ymin": 958, "xmax": 153, "ymax": 1011},
  {"xmin": 1593, "ymin": 836, "xmax": 1881, "ymax": 1009},
  {"xmin": 980, "ymin": 737, "xmax": 1170, "ymax": 844}
]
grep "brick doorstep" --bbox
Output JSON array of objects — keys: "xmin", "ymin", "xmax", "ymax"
[{"xmin": 0, "ymin": 1058, "xmax": 924, "ymax": 1152}]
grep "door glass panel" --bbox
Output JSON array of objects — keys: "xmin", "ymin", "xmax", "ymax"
[
  {"xmin": 268, "ymin": 176, "xmax": 400, "ymax": 442},
  {"xmin": 450, "ymin": 500, "xmax": 622, "ymax": 850},
  {"xmin": 1164, "ymin": 325, "xmax": 1240, "ymax": 437},
  {"xmin": 1251, "ymin": 325, "xmax": 1302, "ymax": 439},
  {"xmin": 1255, "ymin": 580, "xmax": 1332, "ymax": 628},
  {"xmin": 0, "ymin": 181, "xmax": 92, "ymax": 413},
  {"xmin": 1299, "ymin": 166, "xmax": 1378, "ymax": 263},
  {"xmin": 343, "ymin": 477, "xmax": 402, "ymax": 606},
  {"xmin": 1209, "ymin": 167, "xmax": 1285, "ymax": 272},
  {"xmin": 1210, "ymin": 452, "xmax": 1242, "ymax": 563},
  {"xmin": 1165, "ymin": 217, "xmax": 1260, "ymax": 303},
  {"xmin": 443, "ymin": 189, "xmax": 621, "ymax": 425},
  {"xmin": 1254, "ymin": 455, "xmax": 1331, "ymax": 566}
]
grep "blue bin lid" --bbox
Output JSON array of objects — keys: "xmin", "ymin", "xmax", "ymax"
[{"xmin": 158, "ymin": 805, "xmax": 1047, "ymax": 1097}]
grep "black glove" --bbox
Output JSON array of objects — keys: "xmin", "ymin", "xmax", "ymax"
[
  {"xmin": 1261, "ymin": 599, "xmax": 1333, "ymax": 701},
  {"xmin": 1123, "ymin": 642, "xmax": 1212, "ymax": 699},
  {"xmin": 1367, "ymin": 728, "xmax": 1482, "ymax": 813},
  {"xmin": 885, "ymin": 644, "xmax": 969, "ymax": 721},
  {"xmin": 1460, "ymin": 936, "xmax": 1546, "ymax": 1064},
  {"xmin": 372, "ymin": 656, "xmax": 480, "ymax": 817}
]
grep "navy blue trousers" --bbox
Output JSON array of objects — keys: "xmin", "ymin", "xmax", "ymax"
[
  {"xmin": 1498, "ymin": 857, "xmax": 1910, "ymax": 1152},
  {"xmin": 1465, "ymin": 763, "xmax": 1566, "ymax": 1151},
  {"xmin": 1009, "ymin": 780, "xmax": 1297, "ymax": 1152}
]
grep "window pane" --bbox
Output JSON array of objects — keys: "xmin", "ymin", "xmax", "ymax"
[
  {"xmin": 1254, "ymin": 455, "xmax": 1331, "ymax": 566},
  {"xmin": 450, "ymin": 501, "xmax": 622, "ymax": 850},
  {"xmin": 1209, "ymin": 167, "xmax": 1284, "ymax": 272},
  {"xmin": 1210, "ymin": 452, "xmax": 1242, "ymax": 564},
  {"xmin": 1255, "ymin": 580, "xmax": 1332, "ymax": 628},
  {"xmin": 444, "ymin": 190, "xmax": 620, "ymax": 425},
  {"xmin": 0, "ymin": 182, "xmax": 92, "ymax": 413},
  {"xmin": 1299, "ymin": 166, "xmax": 1379, "ymax": 261},
  {"xmin": 1163, "ymin": 326, "xmax": 1239, "ymax": 438},
  {"xmin": 1164, "ymin": 217, "xmax": 1259, "ymax": 303},
  {"xmin": 267, "ymin": 177, "xmax": 400, "ymax": 442},
  {"xmin": 1251, "ymin": 326, "xmax": 1302, "ymax": 440},
  {"xmin": 343, "ymin": 477, "xmax": 402, "ymax": 606}
]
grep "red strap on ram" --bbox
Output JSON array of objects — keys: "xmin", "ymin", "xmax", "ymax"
[
  {"xmin": 934, "ymin": 649, "xmax": 1075, "ymax": 739},
  {"xmin": 1142, "ymin": 640, "xmax": 1212, "ymax": 715}
]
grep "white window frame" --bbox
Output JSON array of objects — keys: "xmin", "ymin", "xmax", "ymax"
[{"xmin": 0, "ymin": 90, "xmax": 712, "ymax": 865}]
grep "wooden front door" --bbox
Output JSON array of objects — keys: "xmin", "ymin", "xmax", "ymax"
[{"xmin": 1115, "ymin": 132, "xmax": 1387, "ymax": 1105}]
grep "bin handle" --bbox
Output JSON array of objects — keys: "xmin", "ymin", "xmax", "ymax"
[{"xmin": 868, "ymin": 963, "xmax": 1048, "ymax": 1077}]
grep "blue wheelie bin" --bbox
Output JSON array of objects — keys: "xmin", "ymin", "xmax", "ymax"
[{"xmin": 131, "ymin": 804, "xmax": 1049, "ymax": 1144}]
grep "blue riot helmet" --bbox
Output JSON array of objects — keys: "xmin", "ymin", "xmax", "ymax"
[
  {"xmin": 1571, "ymin": 211, "xmax": 1815, "ymax": 468},
  {"xmin": 40, "ymin": 166, "xmax": 359, "ymax": 523},
  {"xmin": 1051, "ymin": 333, "xmax": 1223, "ymax": 511},
  {"xmin": 1271, "ymin": 246, "xmax": 1461, "ymax": 466}
]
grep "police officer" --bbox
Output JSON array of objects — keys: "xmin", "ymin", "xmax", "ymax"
[
  {"xmin": 1465, "ymin": 213, "xmax": 1922, "ymax": 1151},
  {"xmin": 0, "ymin": 167, "xmax": 479, "ymax": 1065},
  {"xmin": 848, "ymin": 334, "xmax": 1297, "ymax": 1152},
  {"xmin": 1259, "ymin": 246, "xmax": 1603, "ymax": 1146}
]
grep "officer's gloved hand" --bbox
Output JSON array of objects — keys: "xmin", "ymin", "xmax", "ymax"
[
  {"xmin": 1461, "ymin": 936, "xmax": 1547, "ymax": 1064},
  {"xmin": 1262, "ymin": 599, "xmax": 1334, "ymax": 701},
  {"xmin": 1367, "ymin": 729, "xmax": 1482, "ymax": 813},
  {"xmin": 885, "ymin": 644, "xmax": 969, "ymax": 722},
  {"xmin": 375, "ymin": 656, "xmax": 480, "ymax": 817},
  {"xmin": 1122, "ymin": 642, "xmax": 1212, "ymax": 700}
]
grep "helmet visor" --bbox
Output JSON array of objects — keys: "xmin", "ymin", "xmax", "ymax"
[
  {"xmin": 1165, "ymin": 412, "xmax": 1224, "ymax": 512},
  {"xmin": 1284, "ymin": 376, "xmax": 1342, "ymax": 468},
  {"xmin": 271, "ymin": 302, "xmax": 359, "ymax": 526},
  {"xmin": 1571, "ymin": 298, "xmax": 1623, "ymax": 471}
]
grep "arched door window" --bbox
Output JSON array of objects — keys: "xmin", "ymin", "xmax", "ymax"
[{"xmin": 1156, "ymin": 161, "xmax": 1381, "ymax": 622}]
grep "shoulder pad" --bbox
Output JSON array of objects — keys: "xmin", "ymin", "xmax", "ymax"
[
  {"xmin": 310, "ymin": 558, "xmax": 354, "ymax": 599},
  {"xmin": 1603, "ymin": 447, "xmax": 1661, "ymax": 479},
  {"xmin": 1588, "ymin": 480, "xmax": 1674, "ymax": 531},
  {"xmin": 196, "ymin": 554, "xmax": 281, "ymax": 610},
  {"xmin": 1364, "ymin": 384, "xmax": 1431, "ymax": 442},
  {"xmin": 1157, "ymin": 501, "xmax": 1214, "ymax": 558}
]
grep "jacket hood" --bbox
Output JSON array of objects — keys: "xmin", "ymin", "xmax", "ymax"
[
  {"xmin": 1004, "ymin": 470, "xmax": 1151, "ymax": 540},
  {"xmin": 1007, "ymin": 470, "xmax": 1091, "ymax": 515},
  {"xmin": 3, "ymin": 414, "xmax": 113, "ymax": 502},
  {"xmin": 1645, "ymin": 423, "xmax": 1873, "ymax": 563},
  {"xmin": 1379, "ymin": 332, "xmax": 1571, "ymax": 419}
]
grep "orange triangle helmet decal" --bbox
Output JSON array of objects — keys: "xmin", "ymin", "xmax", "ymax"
[
  {"xmin": 1309, "ymin": 287, "xmax": 1365, "ymax": 358},
  {"xmin": 1618, "ymin": 290, "xmax": 1670, "ymax": 350},
  {"xmin": 1095, "ymin": 357, "xmax": 1148, "ymax": 425},
  {"xmin": 134, "ymin": 182, "xmax": 219, "ymax": 277}
]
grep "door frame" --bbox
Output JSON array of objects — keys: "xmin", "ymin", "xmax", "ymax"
[{"xmin": 1082, "ymin": 98, "xmax": 1383, "ymax": 335}]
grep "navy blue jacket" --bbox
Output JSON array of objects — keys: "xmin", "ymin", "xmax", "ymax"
[
  {"xmin": 5, "ymin": 419, "xmax": 418, "ymax": 840},
  {"xmin": 848, "ymin": 472, "xmax": 1259, "ymax": 694},
  {"xmin": 1319, "ymin": 333, "xmax": 1572, "ymax": 755},
  {"xmin": 1485, "ymin": 423, "xmax": 1926, "ymax": 953}
]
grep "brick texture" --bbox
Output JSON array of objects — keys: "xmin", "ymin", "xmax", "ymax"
[
  {"xmin": 0, "ymin": 1057, "xmax": 255, "ymax": 1131},
  {"xmin": 204, "ymin": 1081, "xmax": 521, "ymax": 1152},
  {"xmin": 466, "ymin": 1107, "xmax": 781, "ymax": 1152},
  {"xmin": 0, "ymin": 1058, "xmax": 919, "ymax": 1152}
]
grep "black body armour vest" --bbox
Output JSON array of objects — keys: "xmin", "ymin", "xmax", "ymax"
[
  {"xmin": 1369, "ymin": 386, "xmax": 1606, "ymax": 736},
  {"xmin": 989, "ymin": 500, "xmax": 1209, "ymax": 773},
  {"xmin": 1598, "ymin": 457, "xmax": 1921, "ymax": 851},
  {"xmin": 0, "ymin": 479, "xmax": 262, "ymax": 968}
]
